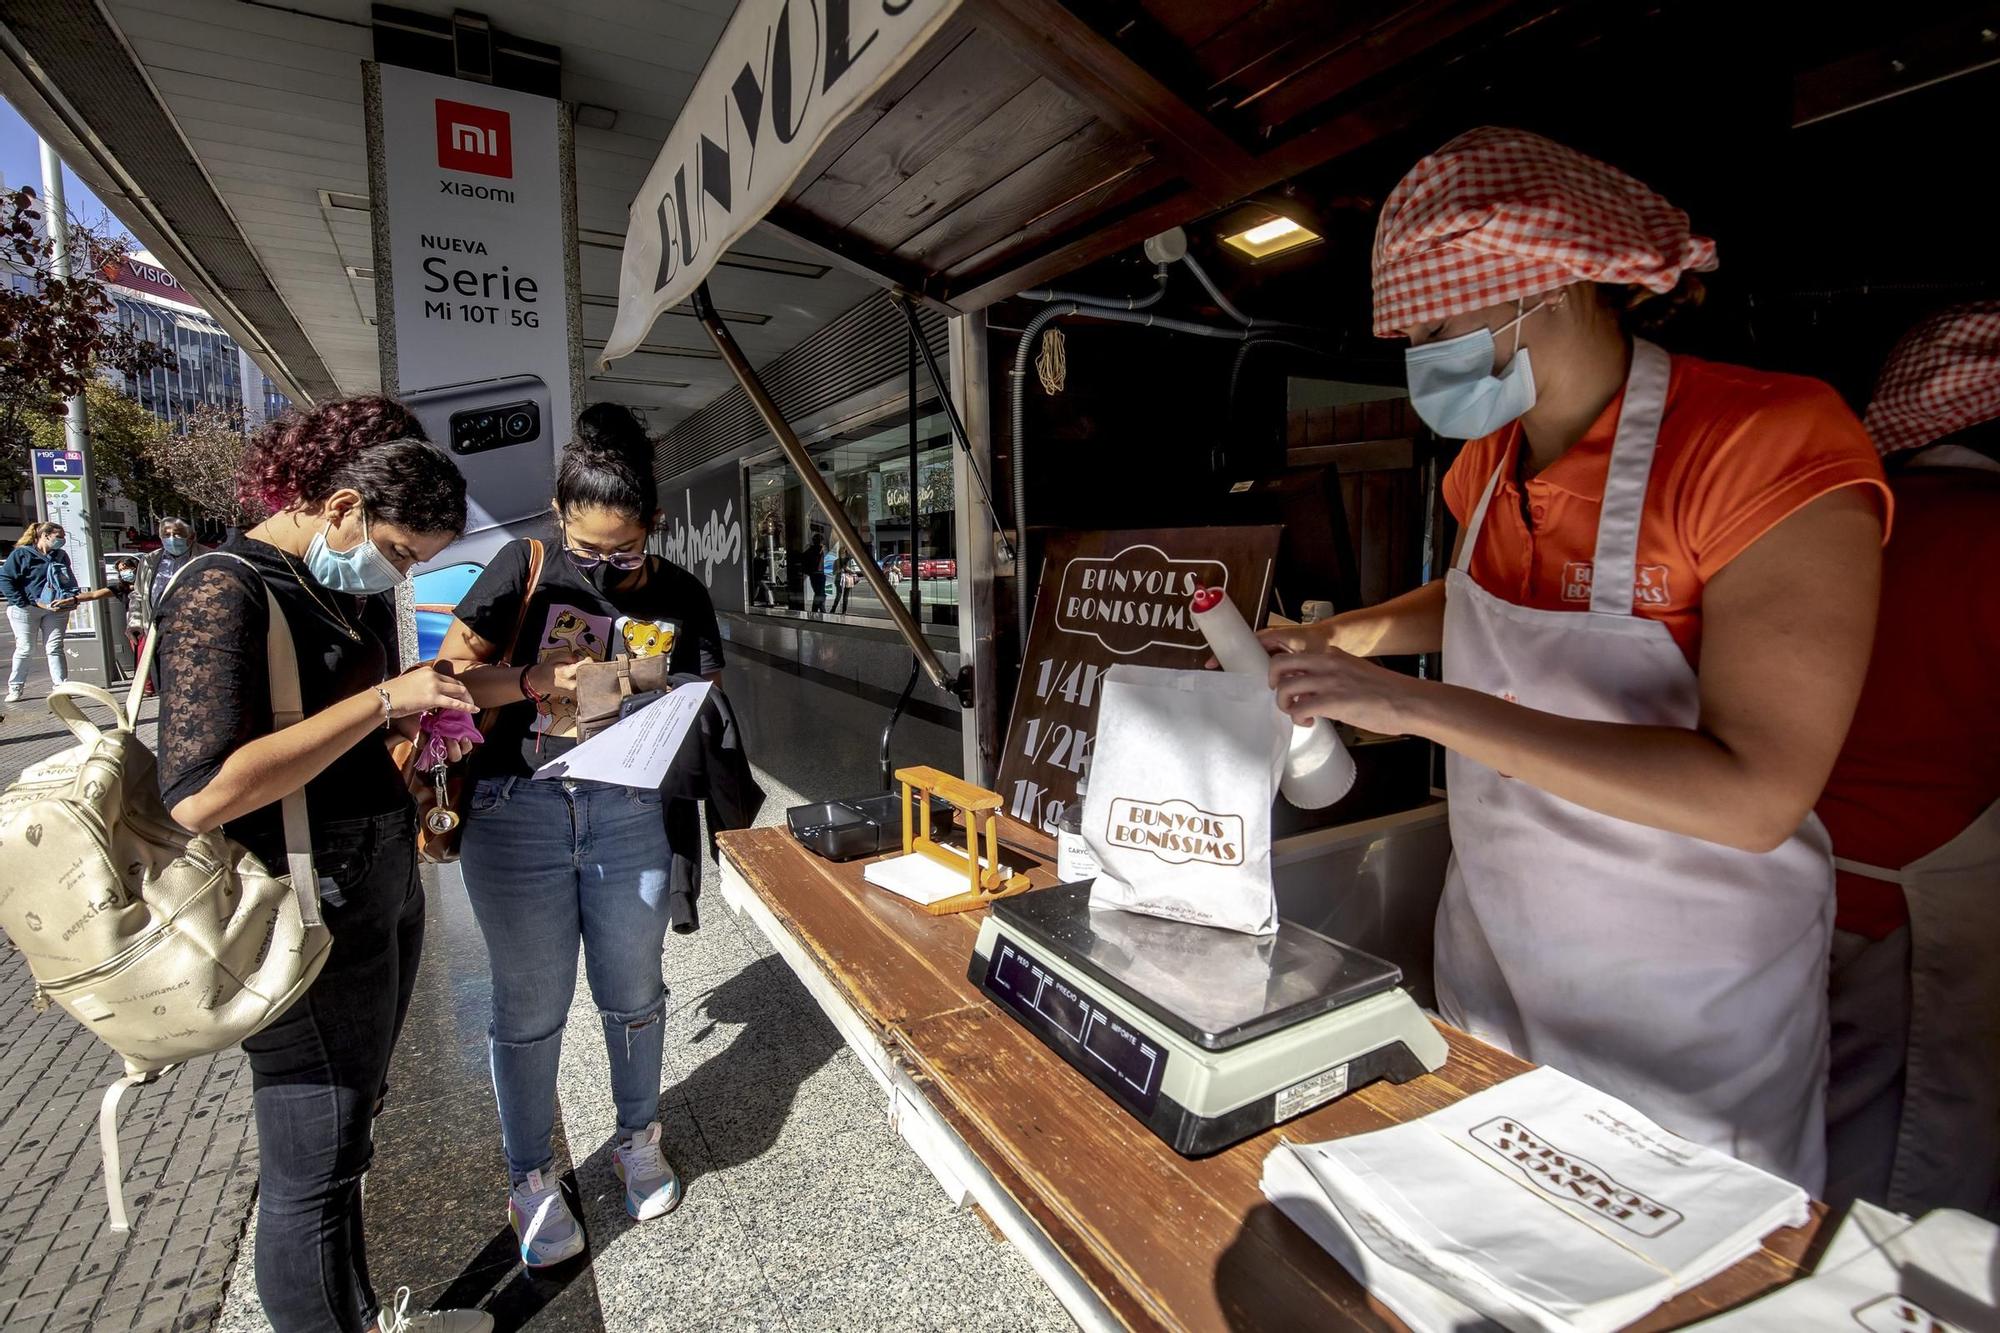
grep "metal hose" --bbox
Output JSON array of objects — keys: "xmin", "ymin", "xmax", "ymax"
[
  {"xmin": 1021, "ymin": 264, "xmax": 1169, "ymax": 310},
  {"xmin": 1181, "ymin": 252, "xmax": 1316, "ymax": 333}
]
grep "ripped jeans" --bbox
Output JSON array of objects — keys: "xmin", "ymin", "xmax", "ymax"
[{"xmin": 461, "ymin": 775, "xmax": 671, "ymax": 1181}]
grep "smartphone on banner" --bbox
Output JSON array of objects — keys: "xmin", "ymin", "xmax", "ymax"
[{"xmin": 404, "ymin": 373, "xmax": 555, "ymax": 535}]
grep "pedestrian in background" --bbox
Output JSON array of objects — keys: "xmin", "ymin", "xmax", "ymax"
[
  {"xmin": 128, "ymin": 516, "xmax": 202, "ymax": 693},
  {"xmin": 804, "ymin": 531, "xmax": 828, "ymax": 614},
  {"xmin": 2, "ymin": 521, "xmax": 116, "ymax": 704}
]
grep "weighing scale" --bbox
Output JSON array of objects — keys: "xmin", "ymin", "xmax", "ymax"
[{"xmin": 970, "ymin": 883, "xmax": 1448, "ymax": 1155}]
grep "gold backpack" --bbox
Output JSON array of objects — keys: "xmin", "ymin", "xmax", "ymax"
[{"xmin": 0, "ymin": 553, "xmax": 331, "ymax": 1228}]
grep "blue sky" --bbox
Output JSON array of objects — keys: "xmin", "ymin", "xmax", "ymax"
[{"xmin": 2, "ymin": 95, "xmax": 135, "ymax": 243}]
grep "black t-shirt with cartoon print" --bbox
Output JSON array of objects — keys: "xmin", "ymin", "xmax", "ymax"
[{"xmin": 454, "ymin": 538, "xmax": 724, "ymax": 778}]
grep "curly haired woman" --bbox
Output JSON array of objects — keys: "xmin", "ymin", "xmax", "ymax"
[{"xmin": 155, "ymin": 395, "xmax": 491, "ymax": 1333}]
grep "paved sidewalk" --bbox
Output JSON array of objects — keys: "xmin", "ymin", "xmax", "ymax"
[
  {"xmin": 0, "ymin": 666, "xmax": 263, "ymax": 1333},
  {"xmin": 4, "ymin": 650, "xmax": 1077, "ymax": 1331}
]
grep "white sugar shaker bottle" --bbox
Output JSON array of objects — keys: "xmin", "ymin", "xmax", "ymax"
[{"xmin": 1191, "ymin": 586, "xmax": 1357, "ymax": 810}]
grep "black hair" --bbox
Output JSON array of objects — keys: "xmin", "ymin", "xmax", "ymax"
[
  {"xmin": 1604, "ymin": 272, "xmax": 1707, "ymax": 335},
  {"xmin": 560, "ymin": 402, "xmax": 658, "ymax": 521},
  {"xmin": 329, "ymin": 438, "xmax": 468, "ymax": 537}
]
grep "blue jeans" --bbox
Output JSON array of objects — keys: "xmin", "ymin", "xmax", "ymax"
[
  {"xmin": 7, "ymin": 604, "xmax": 67, "ymax": 692},
  {"xmin": 245, "ymin": 807, "xmax": 424, "ymax": 1333},
  {"xmin": 460, "ymin": 776, "xmax": 671, "ymax": 1181}
]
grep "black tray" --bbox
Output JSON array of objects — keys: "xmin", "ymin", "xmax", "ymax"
[{"xmin": 786, "ymin": 792, "xmax": 956, "ymax": 862}]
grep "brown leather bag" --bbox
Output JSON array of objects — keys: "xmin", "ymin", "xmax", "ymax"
[{"xmin": 393, "ymin": 538, "xmax": 545, "ymax": 862}]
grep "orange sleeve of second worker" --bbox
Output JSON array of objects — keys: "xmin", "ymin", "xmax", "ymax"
[{"xmin": 1668, "ymin": 373, "xmax": 1893, "ymax": 580}]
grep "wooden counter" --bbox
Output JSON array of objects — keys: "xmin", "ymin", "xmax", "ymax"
[{"xmin": 716, "ymin": 820, "xmax": 1824, "ymax": 1332}]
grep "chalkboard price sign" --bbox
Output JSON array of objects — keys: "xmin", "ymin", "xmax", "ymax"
[{"xmin": 1000, "ymin": 527, "xmax": 1282, "ymax": 835}]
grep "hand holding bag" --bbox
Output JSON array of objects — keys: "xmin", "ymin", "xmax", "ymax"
[
  {"xmin": 392, "ymin": 538, "xmax": 544, "ymax": 861},
  {"xmin": 1082, "ymin": 664, "xmax": 1287, "ymax": 935}
]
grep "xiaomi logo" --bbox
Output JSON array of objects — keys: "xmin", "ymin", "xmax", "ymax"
[{"xmin": 435, "ymin": 99, "xmax": 511, "ymax": 178}]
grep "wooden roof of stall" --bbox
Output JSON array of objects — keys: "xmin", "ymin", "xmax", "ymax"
[
  {"xmin": 763, "ymin": 1, "xmax": 1996, "ymax": 315},
  {"xmin": 766, "ymin": 0, "xmax": 1565, "ymax": 311}
]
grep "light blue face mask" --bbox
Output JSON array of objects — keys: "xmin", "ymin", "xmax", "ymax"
[
  {"xmin": 162, "ymin": 536, "xmax": 190, "ymax": 557},
  {"xmin": 304, "ymin": 508, "xmax": 403, "ymax": 595},
  {"xmin": 1404, "ymin": 300, "xmax": 1545, "ymax": 439}
]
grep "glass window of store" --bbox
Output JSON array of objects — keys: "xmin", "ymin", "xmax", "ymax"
[{"xmin": 745, "ymin": 403, "xmax": 958, "ymax": 627}]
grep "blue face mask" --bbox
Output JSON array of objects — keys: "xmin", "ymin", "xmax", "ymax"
[
  {"xmin": 162, "ymin": 536, "xmax": 189, "ymax": 557},
  {"xmin": 304, "ymin": 509, "xmax": 403, "ymax": 595},
  {"xmin": 1404, "ymin": 301, "xmax": 1545, "ymax": 439},
  {"xmin": 47, "ymin": 538, "xmax": 65, "ymax": 553}
]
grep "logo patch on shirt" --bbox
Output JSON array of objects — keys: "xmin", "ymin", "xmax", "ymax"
[{"xmin": 1560, "ymin": 561, "xmax": 1674, "ymax": 606}]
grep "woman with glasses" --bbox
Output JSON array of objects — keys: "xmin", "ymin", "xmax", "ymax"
[{"xmin": 441, "ymin": 403, "xmax": 723, "ymax": 1268}]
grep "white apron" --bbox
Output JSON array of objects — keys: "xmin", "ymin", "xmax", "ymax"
[
  {"xmin": 1436, "ymin": 339, "xmax": 1834, "ymax": 1191},
  {"xmin": 1835, "ymin": 799, "xmax": 2000, "ymax": 1216}
]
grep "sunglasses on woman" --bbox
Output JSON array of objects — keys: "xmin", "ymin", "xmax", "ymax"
[{"xmin": 561, "ymin": 542, "xmax": 647, "ymax": 572}]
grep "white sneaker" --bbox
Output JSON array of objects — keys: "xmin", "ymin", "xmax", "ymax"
[
  {"xmin": 4, "ymin": 689, "xmax": 21, "ymax": 704},
  {"xmin": 508, "ymin": 1168, "xmax": 586, "ymax": 1268},
  {"xmin": 377, "ymin": 1286, "xmax": 492, "ymax": 1332},
  {"xmin": 614, "ymin": 1121, "xmax": 683, "ymax": 1221}
]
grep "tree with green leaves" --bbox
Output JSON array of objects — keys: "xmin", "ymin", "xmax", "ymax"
[
  {"xmin": 28, "ymin": 379, "xmax": 181, "ymax": 524},
  {"xmin": 1, "ymin": 185, "xmax": 170, "ymax": 486}
]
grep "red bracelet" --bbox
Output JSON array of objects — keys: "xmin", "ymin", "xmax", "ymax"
[{"xmin": 519, "ymin": 664, "xmax": 543, "ymax": 703}]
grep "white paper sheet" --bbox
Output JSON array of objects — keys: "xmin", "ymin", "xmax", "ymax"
[
  {"xmin": 1690, "ymin": 1206, "xmax": 1999, "ymax": 1331},
  {"xmin": 862, "ymin": 851, "xmax": 970, "ymax": 906},
  {"xmin": 1262, "ymin": 1066, "xmax": 1811, "ymax": 1333},
  {"xmin": 1819, "ymin": 1199, "xmax": 1914, "ymax": 1272},
  {"xmin": 532, "ymin": 681, "xmax": 710, "ymax": 789}
]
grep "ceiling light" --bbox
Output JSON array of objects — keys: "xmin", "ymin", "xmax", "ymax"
[
  {"xmin": 1219, "ymin": 213, "xmax": 1320, "ymax": 261},
  {"xmin": 345, "ymin": 265, "xmax": 374, "ymax": 280},
  {"xmin": 319, "ymin": 190, "xmax": 370, "ymax": 213},
  {"xmin": 576, "ymin": 103, "xmax": 618, "ymax": 131}
]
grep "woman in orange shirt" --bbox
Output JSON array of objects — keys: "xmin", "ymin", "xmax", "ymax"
[{"xmin": 1265, "ymin": 128, "xmax": 1888, "ymax": 1191}]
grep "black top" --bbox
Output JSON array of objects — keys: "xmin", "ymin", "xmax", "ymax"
[
  {"xmin": 454, "ymin": 538, "xmax": 724, "ymax": 778},
  {"xmin": 155, "ymin": 536, "xmax": 405, "ymax": 867}
]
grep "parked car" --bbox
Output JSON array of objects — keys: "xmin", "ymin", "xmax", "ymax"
[{"xmin": 882, "ymin": 555, "xmax": 958, "ymax": 581}]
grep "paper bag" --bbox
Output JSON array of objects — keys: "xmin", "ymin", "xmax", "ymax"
[{"xmin": 1083, "ymin": 664, "xmax": 1286, "ymax": 935}]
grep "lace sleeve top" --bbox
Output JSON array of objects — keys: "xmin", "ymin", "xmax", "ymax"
[{"xmin": 154, "ymin": 536, "xmax": 406, "ymax": 866}]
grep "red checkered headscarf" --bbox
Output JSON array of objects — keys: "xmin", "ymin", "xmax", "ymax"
[
  {"xmin": 1372, "ymin": 127, "xmax": 1717, "ymax": 337},
  {"xmin": 1864, "ymin": 303, "xmax": 2000, "ymax": 456}
]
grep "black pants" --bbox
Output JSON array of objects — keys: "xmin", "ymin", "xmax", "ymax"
[{"xmin": 243, "ymin": 807, "xmax": 425, "ymax": 1333}]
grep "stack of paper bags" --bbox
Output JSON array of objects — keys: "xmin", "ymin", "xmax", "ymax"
[
  {"xmin": 1261, "ymin": 1066, "xmax": 1810, "ymax": 1333},
  {"xmin": 1690, "ymin": 1199, "xmax": 1997, "ymax": 1329}
]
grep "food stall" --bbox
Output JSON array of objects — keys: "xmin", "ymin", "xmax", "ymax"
[{"xmin": 597, "ymin": 1, "xmax": 2000, "ymax": 1326}]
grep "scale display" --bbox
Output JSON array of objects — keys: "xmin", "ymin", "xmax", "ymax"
[{"xmin": 982, "ymin": 937, "xmax": 1166, "ymax": 1115}]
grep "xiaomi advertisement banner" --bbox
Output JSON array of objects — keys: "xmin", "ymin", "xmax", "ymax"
[
  {"xmin": 371, "ymin": 62, "xmax": 577, "ymax": 555},
  {"xmin": 600, "ymin": 0, "xmax": 961, "ymax": 367}
]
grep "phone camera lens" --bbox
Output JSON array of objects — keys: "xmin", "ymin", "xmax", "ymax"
[{"xmin": 504, "ymin": 410, "xmax": 534, "ymax": 440}]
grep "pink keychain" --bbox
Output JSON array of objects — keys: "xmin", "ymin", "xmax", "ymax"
[{"xmin": 417, "ymin": 709, "xmax": 484, "ymax": 834}]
